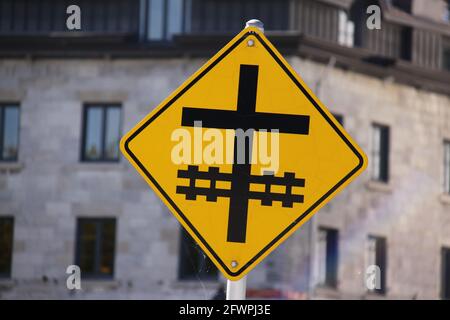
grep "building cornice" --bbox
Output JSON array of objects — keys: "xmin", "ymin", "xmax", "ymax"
[{"xmin": 0, "ymin": 32, "xmax": 449, "ymax": 96}]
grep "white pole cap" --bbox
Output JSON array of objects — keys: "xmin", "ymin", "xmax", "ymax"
[{"xmin": 245, "ymin": 19, "xmax": 264, "ymax": 32}]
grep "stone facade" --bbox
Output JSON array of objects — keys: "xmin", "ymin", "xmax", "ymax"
[{"xmin": 0, "ymin": 55, "xmax": 449, "ymax": 299}]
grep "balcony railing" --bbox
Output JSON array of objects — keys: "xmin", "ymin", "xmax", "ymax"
[
  {"xmin": 0, "ymin": 0, "xmax": 448, "ymax": 75},
  {"xmin": 0, "ymin": 0, "xmax": 290, "ymax": 39},
  {"xmin": 140, "ymin": 0, "xmax": 291, "ymax": 41},
  {"xmin": 189, "ymin": 0, "xmax": 290, "ymax": 34},
  {"xmin": 0, "ymin": 0, "xmax": 140, "ymax": 36}
]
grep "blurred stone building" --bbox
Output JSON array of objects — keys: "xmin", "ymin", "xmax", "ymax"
[{"xmin": 1, "ymin": 0, "xmax": 450, "ymax": 299}]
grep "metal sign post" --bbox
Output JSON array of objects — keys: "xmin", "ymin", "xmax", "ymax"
[
  {"xmin": 226, "ymin": 275, "xmax": 247, "ymax": 300},
  {"xmin": 225, "ymin": 19, "xmax": 264, "ymax": 301}
]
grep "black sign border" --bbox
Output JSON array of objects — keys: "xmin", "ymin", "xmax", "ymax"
[{"xmin": 124, "ymin": 30, "xmax": 365, "ymax": 278}]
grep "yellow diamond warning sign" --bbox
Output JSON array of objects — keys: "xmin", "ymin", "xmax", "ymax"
[{"xmin": 120, "ymin": 27, "xmax": 367, "ymax": 280}]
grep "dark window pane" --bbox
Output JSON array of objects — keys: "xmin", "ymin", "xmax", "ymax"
[
  {"xmin": 400, "ymin": 27, "xmax": 412, "ymax": 61},
  {"xmin": 77, "ymin": 221, "xmax": 97, "ymax": 274},
  {"xmin": 104, "ymin": 107, "xmax": 121, "ymax": 160},
  {"xmin": 99, "ymin": 220, "xmax": 116, "ymax": 276},
  {"xmin": 375, "ymin": 237, "xmax": 387, "ymax": 294},
  {"xmin": 444, "ymin": 48, "xmax": 450, "ymax": 72},
  {"xmin": 317, "ymin": 227, "xmax": 339, "ymax": 288},
  {"xmin": 0, "ymin": 218, "xmax": 14, "ymax": 277},
  {"xmin": 442, "ymin": 247, "xmax": 450, "ymax": 299},
  {"xmin": 368, "ymin": 235, "xmax": 387, "ymax": 294},
  {"xmin": 2, "ymin": 106, "xmax": 19, "ymax": 161},
  {"xmin": 84, "ymin": 107, "xmax": 103, "ymax": 160},
  {"xmin": 379, "ymin": 126, "xmax": 390, "ymax": 182},
  {"xmin": 178, "ymin": 228, "xmax": 218, "ymax": 281},
  {"xmin": 325, "ymin": 229, "xmax": 338, "ymax": 287},
  {"xmin": 371, "ymin": 124, "xmax": 390, "ymax": 182},
  {"xmin": 76, "ymin": 218, "xmax": 116, "ymax": 278}
]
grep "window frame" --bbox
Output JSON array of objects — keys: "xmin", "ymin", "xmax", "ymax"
[
  {"xmin": 0, "ymin": 216, "xmax": 14, "ymax": 279},
  {"xmin": 338, "ymin": 10, "xmax": 354, "ymax": 47},
  {"xmin": 371, "ymin": 123, "xmax": 390, "ymax": 183},
  {"xmin": 445, "ymin": 1, "xmax": 450, "ymax": 23},
  {"xmin": 444, "ymin": 46, "xmax": 450, "ymax": 72},
  {"xmin": 444, "ymin": 140, "xmax": 450, "ymax": 194},
  {"xmin": 367, "ymin": 235, "xmax": 387, "ymax": 295},
  {"xmin": 317, "ymin": 227, "xmax": 339, "ymax": 289},
  {"xmin": 143, "ymin": 0, "xmax": 186, "ymax": 41},
  {"xmin": 442, "ymin": 247, "xmax": 450, "ymax": 299},
  {"xmin": 441, "ymin": 36, "xmax": 450, "ymax": 72},
  {"xmin": 0, "ymin": 103, "xmax": 20, "ymax": 162},
  {"xmin": 75, "ymin": 217, "xmax": 117, "ymax": 280},
  {"xmin": 80, "ymin": 103, "xmax": 122, "ymax": 163}
]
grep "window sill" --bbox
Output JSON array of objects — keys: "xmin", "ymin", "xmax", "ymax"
[
  {"xmin": 0, "ymin": 278, "xmax": 14, "ymax": 288},
  {"xmin": 80, "ymin": 279, "xmax": 120, "ymax": 290},
  {"xmin": 362, "ymin": 291, "xmax": 387, "ymax": 299},
  {"xmin": 0, "ymin": 162, "xmax": 24, "ymax": 173},
  {"xmin": 65, "ymin": 162, "xmax": 125, "ymax": 172},
  {"xmin": 365, "ymin": 180, "xmax": 393, "ymax": 193},
  {"xmin": 439, "ymin": 193, "xmax": 450, "ymax": 206}
]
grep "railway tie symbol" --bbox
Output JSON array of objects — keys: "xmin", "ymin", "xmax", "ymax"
[
  {"xmin": 177, "ymin": 165, "xmax": 305, "ymax": 205},
  {"xmin": 176, "ymin": 64, "xmax": 310, "ymax": 243}
]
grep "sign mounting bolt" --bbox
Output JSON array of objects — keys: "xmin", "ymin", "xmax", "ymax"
[{"xmin": 231, "ymin": 260, "xmax": 238, "ymax": 268}]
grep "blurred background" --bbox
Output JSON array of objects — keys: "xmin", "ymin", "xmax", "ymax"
[{"xmin": 0, "ymin": 0, "xmax": 450, "ymax": 299}]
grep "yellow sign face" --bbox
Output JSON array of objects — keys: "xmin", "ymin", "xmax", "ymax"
[{"xmin": 121, "ymin": 27, "xmax": 367, "ymax": 280}]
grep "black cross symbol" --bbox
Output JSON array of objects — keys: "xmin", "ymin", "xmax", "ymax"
[{"xmin": 180, "ymin": 64, "xmax": 310, "ymax": 243}]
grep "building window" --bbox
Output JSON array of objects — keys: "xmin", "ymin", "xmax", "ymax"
[
  {"xmin": 442, "ymin": 0, "xmax": 450, "ymax": 22},
  {"xmin": 317, "ymin": 227, "xmax": 338, "ymax": 288},
  {"xmin": 81, "ymin": 104, "xmax": 121, "ymax": 162},
  {"xmin": 338, "ymin": 10, "xmax": 354, "ymax": 47},
  {"xmin": 366, "ymin": 235, "xmax": 387, "ymax": 294},
  {"xmin": 390, "ymin": 0, "xmax": 412, "ymax": 13},
  {"xmin": 189, "ymin": 0, "xmax": 289, "ymax": 34},
  {"xmin": 0, "ymin": 104, "xmax": 20, "ymax": 161},
  {"xmin": 400, "ymin": 27, "xmax": 412, "ymax": 61},
  {"xmin": 445, "ymin": 141, "xmax": 450, "ymax": 194},
  {"xmin": 443, "ymin": 42, "xmax": 450, "ymax": 72},
  {"xmin": 178, "ymin": 228, "xmax": 218, "ymax": 281},
  {"xmin": 332, "ymin": 113, "xmax": 344, "ymax": 127},
  {"xmin": 0, "ymin": 0, "xmax": 139, "ymax": 35},
  {"xmin": 144, "ymin": 0, "xmax": 185, "ymax": 40},
  {"xmin": 442, "ymin": 247, "xmax": 450, "ymax": 299},
  {"xmin": 0, "ymin": 217, "xmax": 14, "ymax": 278},
  {"xmin": 75, "ymin": 218, "xmax": 116, "ymax": 279},
  {"xmin": 444, "ymin": 1, "xmax": 450, "ymax": 22},
  {"xmin": 371, "ymin": 124, "xmax": 390, "ymax": 183}
]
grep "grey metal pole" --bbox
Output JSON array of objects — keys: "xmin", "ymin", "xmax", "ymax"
[
  {"xmin": 226, "ymin": 275, "xmax": 247, "ymax": 300},
  {"xmin": 225, "ymin": 19, "xmax": 264, "ymax": 301}
]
